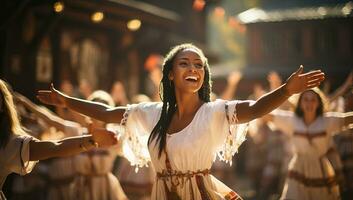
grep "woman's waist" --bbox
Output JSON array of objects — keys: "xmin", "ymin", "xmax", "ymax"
[
  {"xmin": 156, "ymin": 168, "xmax": 210, "ymax": 179},
  {"xmin": 294, "ymin": 147, "xmax": 332, "ymax": 158}
]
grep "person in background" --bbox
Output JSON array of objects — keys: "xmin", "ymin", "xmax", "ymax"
[
  {"xmin": 110, "ymin": 81, "xmax": 129, "ymax": 106},
  {"xmin": 0, "ymin": 79, "xmax": 118, "ymax": 200},
  {"xmin": 266, "ymin": 87, "xmax": 353, "ymax": 200},
  {"xmin": 333, "ymin": 91, "xmax": 353, "ymax": 200}
]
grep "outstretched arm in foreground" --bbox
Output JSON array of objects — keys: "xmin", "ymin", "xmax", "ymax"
[
  {"xmin": 29, "ymin": 126, "xmax": 118, "ymax": 161},
  {"xmin": 37, "ymin": 84, "xmax": 125, "ymax": 123},
  {"xmin": 236, "ymin": 66, "xmax": 325, "ymax": 123}
]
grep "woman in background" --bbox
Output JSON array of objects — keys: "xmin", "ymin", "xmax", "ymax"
[
  {"xmin": 266, "ymin": 88, "xmax": 353, "ymax": 200},
  {"xmin": 0, "ymin": 79, "xmax": 118, "ymax": 200}
]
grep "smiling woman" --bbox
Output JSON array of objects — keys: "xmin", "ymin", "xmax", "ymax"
[{"xmin": 37, "ymin": 43, "xmax": 325, "ymax": 200}]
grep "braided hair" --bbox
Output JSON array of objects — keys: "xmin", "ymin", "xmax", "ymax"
[{"xmin": 148, "ymin": 44, "xmax": 212, "ymax": 157}]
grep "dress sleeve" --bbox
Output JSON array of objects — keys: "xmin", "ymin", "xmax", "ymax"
[
  {"xmin": 271, "ymin": 109, "xmax": 295, "ymax": 135},
  {"xmin": 118, "ymin": 102, "xmax": 161, "ymax": 171},
  {"xmin": 324, "ymin": 112, "xmax": 345, "ymax": 135},
  {"xmin": 7, "ymin": 135, "xmax": 39, "ymax": 175},
  {"xmin": 210, "ymin": 99, "xmax": 249, "ymax": 166}
]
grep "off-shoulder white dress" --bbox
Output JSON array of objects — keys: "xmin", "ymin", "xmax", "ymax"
[
  {"xmin": 0, "ymin": 134, "xmax": 38, "ymax": 200},
  {"xmin": 119, "ymin": 99, "xmax": 248, "ymax": 200}
]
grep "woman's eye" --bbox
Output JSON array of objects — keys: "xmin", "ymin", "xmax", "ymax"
[
  {"xmin": 195, "ymin": 63, "xmax": 203, "ymax": 68},
  {"xmin": 179, "ymin": 62, "xmax": 188, "ymax": 67}
]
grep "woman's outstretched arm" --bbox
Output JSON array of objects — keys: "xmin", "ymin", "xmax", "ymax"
[
  {"xmin": 37, "ymin": 84, "xmax": 126, "ymax": 123},
  {"xmin": 15, "ymin": 92, "xmax": 81, "ymax": 135},
  {"xmin": 236, "ymin": 66, "xmax": 325, "ymax": 123},
  {"xmin": 29, "ymin": 127, "xmax": 118, "ymax": 161}
]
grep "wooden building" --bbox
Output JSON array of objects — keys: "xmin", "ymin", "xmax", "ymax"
[
  {"xmin": 237, "ymin": 1, "xmax": 353, "ymax": 91},
  {"xmin": 0, "ymin": 0, "xmax": 213, "ymax": 99}
]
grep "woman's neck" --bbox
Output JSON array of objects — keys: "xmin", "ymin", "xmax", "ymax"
[
  {"xmin": 175, "ymin": 93, "xmax": 203, "ymax": 119},
  {"xmin": 303, "ymin": 112, "xmax": 317, "ymax": 126}
]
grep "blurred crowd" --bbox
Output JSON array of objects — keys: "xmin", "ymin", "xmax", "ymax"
[{"xmin": 2, "ymin": 67, "xmax": 353, "ymax": 200}]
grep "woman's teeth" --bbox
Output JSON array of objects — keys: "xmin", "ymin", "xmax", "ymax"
[{"xmin": 185, "ymin": 76, "xmax": 198, "ymax": 81}]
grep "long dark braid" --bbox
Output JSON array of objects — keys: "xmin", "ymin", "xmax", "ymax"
[{"xmin": 148, "ymin": 44, "xmax": 212, "ymax": 157}]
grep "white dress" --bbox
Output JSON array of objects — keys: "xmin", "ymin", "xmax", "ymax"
[
  {"xmin": 45, "ymin": 126, "xmax": 81, "ymax": 200},
  {"xmin": 120, "ymin": 100, "xmax": 248, "ymax": 200},
  {"xmin": 0, "ymin": 134, "xmax": 38, "ymax": 200},
  {"xmin": 272, "ymin": 110, "xmax": 345, "ymax": 200},
  {"xmin": 73, "ymin": 144, "xmax": 128, "ymax": 200}
]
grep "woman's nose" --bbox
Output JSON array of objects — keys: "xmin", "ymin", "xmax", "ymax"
[{"xmin": 188, "ymin": 64, "xmax": 198, "ymax": 71}]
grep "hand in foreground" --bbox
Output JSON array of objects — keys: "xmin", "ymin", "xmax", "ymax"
[
  {"xmin": 37, "ymin": 84, "xmax": 66, "ymax": 107},
  {"xmin": 90, "ymin": 125, "xmax": 118, "ymax": 148},
  {"xmin": 285, "ymin": 65, "xmax": 325, "ymax": 96}
]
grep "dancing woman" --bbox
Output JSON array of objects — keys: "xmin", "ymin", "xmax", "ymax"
[{"xmin": 37, "ymin": 43, "xmax": 324, "ymax": 200}]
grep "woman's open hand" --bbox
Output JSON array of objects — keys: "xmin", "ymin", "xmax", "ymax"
[
  {"xmin": 90, "ymin": 126, "xmax": 118, "ymax": 148},
  {"xmin": 285, "ymin": 65, "xmax": 325, "ymax": 96},
  {"xmin": 37, "ymin": 84, "xmax": 66, "ymax": 107}
]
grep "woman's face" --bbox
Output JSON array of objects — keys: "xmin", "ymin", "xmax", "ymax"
[
  {"xmin": 169, "ymin": 49, "xmax": 205, "ymax": 94},
  {"xmin": 300, "ymin": 90, "xmax": 320, "ymax": 115}
]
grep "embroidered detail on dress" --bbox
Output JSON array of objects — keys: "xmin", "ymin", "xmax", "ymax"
[
  {"xmin": 120, "ymin": 105, "xmax": 150, "ymax": 172},
  {"xmin": 195, "ymin": 175, "xmax": 212, "ymax": 200},
  {"xmin": 217, "ymin": 102, "xmax": 248, "ymax": 165},
  {"xmin": 224, "ymin": 191, "xmax": 243, "ymax": 200},
  {"xmin": 157, "ymin": 169, "xmax": 210, "ymax": 181}
]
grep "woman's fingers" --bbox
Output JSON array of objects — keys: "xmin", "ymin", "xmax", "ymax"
[
  {"xmin": 306, "ymin": 72, "xmax": 325, "ymax": 80},
  {"xmin": 306, "ymin": 74, "xmax": 325, "ymax": 88},
  {"xmin": 307, "ymin": 81, "xmax": 321, "ymax": 88},
  {"xmin": 300, "ymin": 70, "xmax": 323, "ymax": 78}
]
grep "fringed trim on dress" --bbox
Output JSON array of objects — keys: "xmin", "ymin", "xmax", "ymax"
[
  {"xmin": 217, "ymin": 101, "xmax": 248, "ymax": 166},
  {"xmin": 120, "ymin": 105, "xmax": 150, "ymax": 172},
  {"xmin": 224, "ymin": 191, "xmax": 243, "ymax": 200}
]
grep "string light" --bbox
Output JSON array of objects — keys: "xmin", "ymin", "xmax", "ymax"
[
  {"xmin": 91, "ymin": 11, "xmax": 104, "ymax": 23},
  {"xmin": 127, "ymin": 19, "xmax": 141, "ymax": 31},
  {"xmin": 193, "ymin": 0, "xmax": 206, "ymax": 12},
  {"xmin": 53, "ymin": 1, "xmax": 64, "ymax": 13}
]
